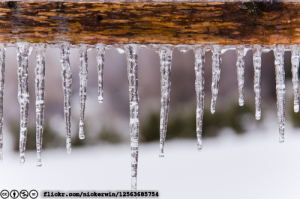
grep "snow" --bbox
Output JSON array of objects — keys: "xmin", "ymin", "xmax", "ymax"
[{"xmin": 0, "ymin": 114, "xmax": 300, "ymax": 199}]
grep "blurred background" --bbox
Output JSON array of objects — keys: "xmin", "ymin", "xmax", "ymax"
[{"xmin": 0, "ymin": 46, "xmax": 300, "ymax": 198}]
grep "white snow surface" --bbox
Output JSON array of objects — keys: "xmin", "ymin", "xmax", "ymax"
[{"xmin": 0, "ymin": 114, "xmax": 300, "ymax": 199}]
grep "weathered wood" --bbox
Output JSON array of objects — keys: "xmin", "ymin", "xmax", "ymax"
[{"xmin": 0, "ymin": 1, "xmax": 299, "ymax": 44}]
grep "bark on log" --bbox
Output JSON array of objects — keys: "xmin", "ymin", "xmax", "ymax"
[{"xmin": 0, "ymin": 1, "xmax": 299, "ymax": 44}]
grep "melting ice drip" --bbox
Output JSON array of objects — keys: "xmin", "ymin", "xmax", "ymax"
[
  {"xmin": 17, "ymin": 42, "xmax": 32, "ymax": 164},
  {"xmin": 0, "ymin": 42, "xmax": 296, "ymax": 189},
  {"xmin": 35, "ymin": 43, "xmax": 46, "ymax": 167},
  {"xmin": 60, "ymin": 43, "xmax": 72, "ymax": 154},
  {"xmin": 124, "ymin": 44, "xmax": 140, "ymax": 190},
  {"xmin": 78, "ymin": 44, "xmax": 88, "ymax": 140}
]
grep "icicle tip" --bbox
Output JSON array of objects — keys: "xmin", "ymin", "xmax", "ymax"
[
  {"xmin": 159, "ymin": 152, "xmax": 164, "ymax": 158},
  {"xmin": 98, "ymin": 96, "xmax": 103, "ymax": 103},
  {"xmin": 20, "ymin": 157, "xmax": 25, "ymax": 165},
  {"xmin": 294, "ymin": 105, "xmax": 299, "ymax": 113},
  {"xmin": 79, "ymin": 127, "xmax": 85, "ymax": 140},
  {"xmin": 36, "ymin": 160, "xmax": 42, "ymax": 167}
]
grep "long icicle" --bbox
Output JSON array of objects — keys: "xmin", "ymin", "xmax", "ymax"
[
  {"xmin": 158, "ymin": 45, "xmax": 173, "ymax": 157},
  {"xmin": 60, "ymin": 42, "xmax": 72, "ymax": 154},
  {"xmin": 210, "ymin": 45, "xmax": 222, "ymax": 114},
  {"xmin": 96, "ymin": 43, "xmax": 105, "ymax": 103},
  {"xmin": 273, "ymin": 45, "xmax": 286, "ymax": 143},
  {"xmin": 236, "ymin": 45, "xmax": 245, "ymax": 106},
  {"xmin": 124, "ymin": 44, "xmax": 140, "ymax": 190},
  {"xmin": 78, "ymin": 44, "xmax": 88, "ymax": 140},
  {"xmin": 252, "ymin": 44, "xmax": 262, "ymax": 120},
  {"xmin": 194, "ymin": 45, "xmax": 205, "ymax": 151},
  {"xmin": 291, "ymin": 44, "xmax": 300, "ymax": 113},
  {"xmin": 17, "ymin": 42, "xmax": 32, "ymax": 164},
  {"xmin": 35, "ymin": 43, "xmax": 46, "ymax": 166},
  {"xmin": 0, "ymin": 44, "xmax": 5, "ymax": 162}
]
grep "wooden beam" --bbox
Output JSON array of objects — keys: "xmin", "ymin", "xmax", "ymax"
[{"xmin": 0, "ymin": 1, "xmax": 299, "ymax": 44}]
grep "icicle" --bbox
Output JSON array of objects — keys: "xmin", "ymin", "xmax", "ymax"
[
  {"xmin": 0, "ymin": 44, "xmax": 5, "ymax": 162},
  {"xmin": 291, "ymin": 44, "xmax": 300, "ymax": 113},
  {"xmin": 236, "ymin": 45, "xmax": 245, "ymax": 106},
  {"xmin": 35, "ymin": 43, "xmax": 46, "ymax": 167},
  {"xmin": 194, "ymin": 45, "xmax": 205, "ymax": 151},
  {"xmin": 158, "ymin": 44, "xmax": 173, "ymax": 157},
  {"xmin": 210, "ymin": 45, "xmax": 222, "ymax": 114},
  {"xmin": 96, "ymin": 43, "xmax": 105, "ymax": 103},
  {"xmin": 273, "ymin": 44, "xmax": 286, "ymax": 143},
  {"xmin": 252, "ymin": 44, "xmax": 262, "ymax": 120},
  {"xmin": 78, "ymin": 44, "xmax": 88, "ymax": 140},
  {"xmin": 124, "ymin": 44, "xmax": 140, "ymax": 190},
  {"xmin": 60, "ymin": 43, "xmax": 72, "ymax": 154},
  {"xmin": 17, "ymin": 42, "xmax": 32, "ymax": 164}
]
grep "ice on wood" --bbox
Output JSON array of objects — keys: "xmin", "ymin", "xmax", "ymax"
[
  {"xmin": 124, "ymin": 44, "xmax": 140, "ymax": 190},
  {"xmin": 193, "ymin": 45, "xmax": 205, "ymax": 151},
  {"xmin": 273, "ymin": 44, "xmax": 286, "ymax": 143},
  {"xmin": 210, "ymin": 45, "xmax": 222, "ymax": 114},
  {"xmin": 236, "ymin": 45, "xmax": 245, "ymax": 106},
  {"xmin": 291, "ymin": 44, "xmax": 300, "ymax": 113},
  {"xmin": 0, "ymin": 44, "xmax": 5, "ymax": 162},
  {"xmin": 252, "ymin": 44, "xmax": 262, "ymax": 120},
  {"xmin": 17, "ymin": 42, "xmax": 32, "ymax": 164},
  {"xmin": 35, "ymin": 43, "xmax": 46, "ymax": 167},
  {"xmin": 96, "ymin": 43, "xmax": 105, "ymax": 103},
  {"xmin": 60, "ymin": 43, "xmax": 72, "ymax": 154},
  {"xmin": 78, "ymin": 44, "xmax": 88, "ymax": 140}
]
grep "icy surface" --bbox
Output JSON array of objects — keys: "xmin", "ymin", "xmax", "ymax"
[
  {"xmin": 157, "ymin": 44, "xmax": 173, "ymax": 157},
  {"xmin": 291, "ymin": 44, "xmax": 300, "ymax": 113},
  {"xmin": 273, "ymin": 45, "xmax": 286, "ymax": 143},
  {"xmin": 210, "ymin": 45, "xmax": 222, "ymax": 114},
  {"xmin": 124, "ymin": 44, "xmax": 140, "ymax": 190},
  {"xmin": 194, "ymin": 45, "xmax": 205, "ymax": 151},
  {"xmin": 236, "ymin": 45, "xmax": 245, "ymax": 106},
  {"xmin": 60, "ymin": 43, "xmax": 72, "ymax": 154},
  {"xmin": 35, "ymin": 44, "xmax": 46, "ymax": 167},
  {"xmin": 0, "ymin": 44, "xmax": 5, "ymax": 162},
  {"xmin": 96, "ymin": 43, "xmax": 105, "ymax": 103},
  {"xmin": 17, "ymin": 42, "xmax": 32, "ymax": 164},
  {"xmin": 252, "ymin": 44, "xmax": 262, "ymax": 120},
  {"xmin": 78, "ymin": 44, "xmax": 88, "ymax": 140}
]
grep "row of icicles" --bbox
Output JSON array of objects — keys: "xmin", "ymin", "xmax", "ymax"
[{"xmin": 0, "ymin": 43, "xmax": 296, "ymax": 190}]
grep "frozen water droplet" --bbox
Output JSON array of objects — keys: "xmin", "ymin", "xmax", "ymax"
[
  {"xmin": 291, "ymin": 44, "xmax": 300, "ymax": 113},
  {"xmin": 210, "ymin": 45, "xmax": 222, "ymax": 114},
  {"xmin": 17, "ymin": 42, "xmax": 31, "ymax": 165},
  {"xmin": 252, "ymin": 44, "xmax": 262, "ymax": 120},
  {"xmin": 60, "ymin": 42, "xmax": 72, "ymax": 153},
  {"xmin": 0, "ymin": 44, "xmax": 5, "ymax": 162},
  {"xmin": 194, "ymin": 45, "xmax": 205, "ymax": 151},
  {"xmin": 96, "ymin": 43, "xmax": 105, "ymax": 103},
  {"xmin": 236, "ymin": 45, "xmax": 245, "ymax": 106},
  {"xmin": 176, "ymin": 45, "xmax": 192, "ymax": 54},
  {"xmin": 35, "ymin": 43, "xmax": 46, "ymax": 167},
  {"xmin": 124, "ymin": 44, "xmax": 140, "ymax": 190},
  {"xmin": 273, "ymin": 44, "xmax": 286, "ymax": 143},
  {"xmin": 78, "ymin": 44, "xmax": 88, "ymax": 140}
]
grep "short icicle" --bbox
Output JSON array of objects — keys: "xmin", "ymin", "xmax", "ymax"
[
  {"xmin": 291, "ymin": 44, "xmax": 300, "ymax": 113},
  {"xmin": 96, "ymin": 43, "xmax": 105, "ymax": 103},
  {"xmin": 78, "ymin": 44, "xmax": 88, "ymax": 140},
  {"xmin": 0, "ymin": 44, "xmax": 5, "ymax": 162},
  {"xmin": 124, "ymin": 44, "xmax": 140, "ymax": 190},
  {"xmin": 194, "ymin": 45, "xmax": 205, "ymax": 151},
  {"xmin": 252, "ymin": 44, "xmax": 262, "ymax": 120},
  {"xmin": 210, "ymin": 45, "xmax": 222, "ymax": 114},
  {"xmin": 236, "ymin": 45, "xmax": 245, "ymax": 106},
  {"xmin": 158, "ymin": 45, "xmax": 173, "ymax": 157},
  {"xmin": 60, "ymin": 43, "xmax": 72, "ymax": 154},
  {"xmin": 273, "ymin": 45, "xmax": 286, "ymax": 143},
  {"xmin": 35, "ymin": 43, "xmax": 46, "ymax": 167},
  {"xmin": 17, "ymin": 42, "xmax": 32, "ymax": 164}
]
